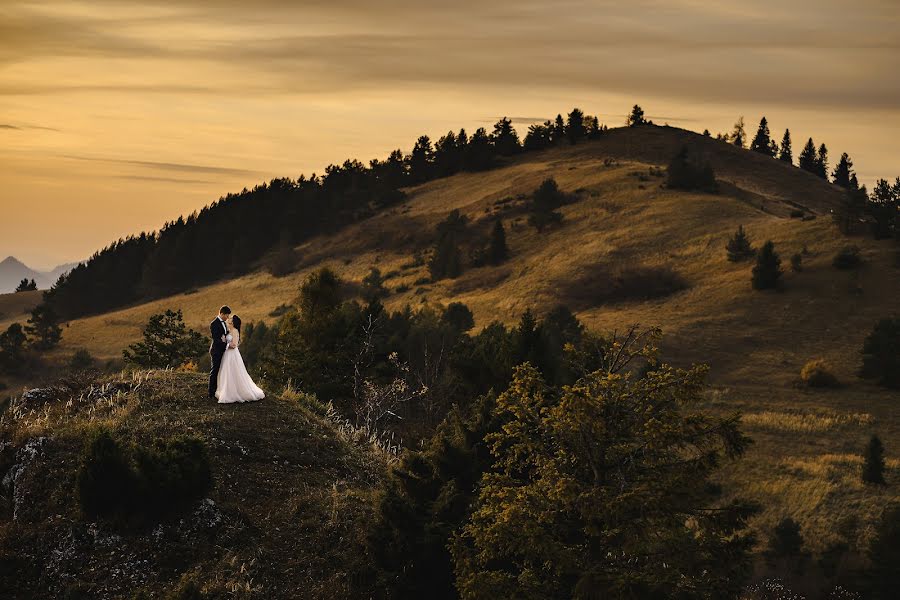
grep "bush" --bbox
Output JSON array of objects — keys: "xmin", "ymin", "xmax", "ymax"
[
  {"xmin": 859, "ymin": 318, "xmax": 900, "ymax": 389},
  {"xmin": 765, "ymin": 517, "xmax": 808, "ymax": 573},
  {"xmin": 528, "ymin": 178, "xmax": 567, "ymax": 232},
  {"xmin": 69, "ymin": 348, "xmax": 95, "ymax": 371},
  {"xmin": 869, "ymin": 503, "xmax": 900, "ymax": 599},
  {"xmin": 362, "ymin": 267, "xmax": 388, "ymax": 300},
  {"xmin": 666, "ymin": 146, "xmax": 717, "ymax": 192},
  {"xmin": 790, "ymin": 253, "xmax": 803, "ymax": 272},
  {"xmin": 832, "ymin": 245, "xmax": 862, "ymax": 269},
  {"xmin": 268, "ymin": 241, "xmax": 298, "ymax": 277},
  {"xmin": 562, "ymin": 264, "xmax": 688, "ymax": 309},
  {"xmin": 800, "ymin": 359, "xmax": 840, "ymax": 388},
  {"xmin": 76, "ymin": 428, "xmax": 212, "ymax": 523},
  {"xmin": 752, "ymin": 241, "xmax": 783, "ymax": 290}
]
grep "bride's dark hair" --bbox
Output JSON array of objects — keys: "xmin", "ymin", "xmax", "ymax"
[{"xmin": 231, "ymin": 315, "xmax": 241, "ymax": 332}]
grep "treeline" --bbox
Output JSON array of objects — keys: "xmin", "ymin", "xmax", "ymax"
[
  {"xmin": 42, "ymin": 109, "xmax": 606, "ymax": 320},
  {"xmin": 717, "ymin": 115, "xmax": 900, "ymax": 238}
]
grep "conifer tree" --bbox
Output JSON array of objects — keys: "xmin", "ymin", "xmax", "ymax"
[
  {"xmin": 565, "ymin": 108, "xmax": 586, "ymax": 144},
  {"xmin": 122, "ymin": 309, "xmax": 206, "ymax": 368},
  {"xmin": 832, "ymin": 152, "xmax": 854, "ymax": 188},
  {"xmin": 816, "ymin": 143, "xmax": 829, "ymax": 180},
  {"xmin": 25, "ymin": 304, "xmax": 62, "ymax": 351},
  {"xmin": 778, "ymin": 129, "xmax": 794, "ymax": 165},
  {"xmin": 488, "ymin": 219, "xmax": 508, "ymax": 264},
  {"xmin": 750, "ymin": 117, "xmax": 776, "ymax": 156},
  {"xmin": 726, "ymin": 225, "xmax": 755, "ymax": 262},
  {"xmin": 627, "ymin": 104, "xmax": 646, "ymax": 127},
  {"xmin": 862, "ymin": 434, "xmax": 886, "ymax": 485},
  {"xmin": 860, "ymin": 317, "xmax": 900, "ymax": 389},
  {"xmin": 553, "ymin": 114, "xmax": 565, "ymax": 144},
  {"xmin": 798, "ymin": 138, "xmax": 818, "ymax": 174},
  {"xmin": 752, "ymin": 241, "xmax": 783, "ymax": 290},
  {"xmin": 0, "ymin": 323, "xmax": 27, "ymax": 374},
  {"xmin": 490, "ymin": 117, "xmax": 521, "ymax": 156},
  {"xmin": 730, "ymin": 116, "xmax": 747, "ymax": 148}
]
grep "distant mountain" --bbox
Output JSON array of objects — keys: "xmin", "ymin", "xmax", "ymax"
[{"xmin": 0, "ymin": 256, "xmax": 79, "ymax": 293}]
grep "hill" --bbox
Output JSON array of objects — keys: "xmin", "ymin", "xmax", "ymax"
[
  {"xmin": 0, "ymin": 369, "xmax": 386, "ymax": 598},
  {"xmin": 2, "ymin": 124, "xmax": 898, "ymax": 595},
  {"xmin": 0, "ymin": 257, "xmax": 78, "ymax": 293}
]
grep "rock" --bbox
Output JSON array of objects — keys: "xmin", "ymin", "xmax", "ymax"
[{"xmin": 2, "ymin": 436, "xmax": 49, "ymax": 521}]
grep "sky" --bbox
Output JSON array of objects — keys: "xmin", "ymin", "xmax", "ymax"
[{"xmin": 1, "ymin": 0, "xmax": 898, "ymax": 270}]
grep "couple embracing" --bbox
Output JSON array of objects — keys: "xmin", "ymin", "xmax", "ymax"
[{"xmin": 208, "ymin": 305, "xmax": 265, "ymax": 404}]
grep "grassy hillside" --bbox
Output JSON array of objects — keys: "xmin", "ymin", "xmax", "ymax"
[
  {"xmin": 0, "ymin": 369, "xmax": 386, "ymax": 598},
  {"xmin": 3, "ymin": 125, "xmax": 898, "ymax": 577},
  {"xmin": 0, "ymin": 290, "xmax": 40, "ymax": 328}
]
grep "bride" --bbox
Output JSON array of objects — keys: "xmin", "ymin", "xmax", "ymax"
[{"xmin": 216, "ymin": 315, "xmax": 265, "ymax": 404}]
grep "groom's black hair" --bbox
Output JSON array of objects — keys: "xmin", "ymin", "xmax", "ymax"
[
  {"xmin": 219, "ymin": 305, "xmax": 232, "ymax": 315},
  {"xmin": 231, "ymin": 315, "xmax": 241, "ymax": 332}
]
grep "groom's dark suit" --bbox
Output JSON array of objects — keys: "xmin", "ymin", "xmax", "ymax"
[{"xmin": 209, "ymin": 317, "xmax": 229, "ymax": 398}]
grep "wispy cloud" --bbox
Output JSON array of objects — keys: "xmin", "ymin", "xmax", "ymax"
[{"xmin": 61, "ymin": 154, "xmax": 262, "ymax": 177}]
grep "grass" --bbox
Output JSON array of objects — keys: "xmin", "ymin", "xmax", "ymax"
[
  {"xmin": 2, "ymin": 126, "xmax": 898, "ymax": 585},
  {"xmin": 0, "ymin": 369, "xmax": 387, "ymax": 598}
]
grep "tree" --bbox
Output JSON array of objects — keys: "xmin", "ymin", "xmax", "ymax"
[
  {"xmin": 565, "ymin": 107, "xmax": 586, "ymax": 144},
  {"xmin": 779, "ymin": 129, "xmax": 793, "ymax": 164},
  {"xmin": 442, "ymin": 302, "xmax": 475, "ymax": 333},
  {"xmin": 868, "ymin": 178, "xmax": 900, "ymax": 239},
  {"xmin": 429, "ymin": 210, "xmax": 468, "ymax": 280},
  {"xmin": 299, "ymin": 267, "xmax": 342, "ymax": 321},
  {"xmin": 868, "ymin": 503, "xmax": 900, "ymax": 599},
  {"xmin": 488, "ymin": 219, "xmax": 508, "ymax": 264},
  {"xmin": 859, "ymin": 317, "xmax": 900, "ymax": 389},
  {"xmin": 528, "ymin": 178, "xmax": 566, "ymax": 232},
  {"xmin": 0, "ymin": 323, "xmax": 27, "ymax": 374},
  {"xmin": 268, "ymin": 233, "xmax": 298, "ymax": 277},
  {"xmin": 730, "ymin": 116, "xmax": 747, "ymax": 148},
  {"xmin": 765, "ymin": 517, "xmax": 808, "ymax": 573},
  {"xmin": 750, "ymin": 117, "xmax": 776, "ymax": 156},
  {"xmin": 816, "ymin": 143, "xmax": 829, "ymax": 180},
  {"xmin": 15, "ymin": 278, "xmax": 37, "ymax": 293},
  {"xmin": 362, "ymin": 267, "xmax": 388, "ymax": 301},
  {"xmin": 833, "ymin": 186, "xmax": 868, "ymax": 234},
  {"xmin": 726, "ymin": 225, "xmax": 755, "ymax": 262},
  {"xmin": 752, "ymin": 240, "xmax": 783, "ymax": 290},
  {"xmin": 452, "ymin": 332, "xmax": 756, "ymax": 599},
  {"xmin": 25, "ymin": 303, "xmax": 62, "ymax": 351},
  {"xmin": 626, "ymin": 104, "xmax": 646, "ymax": 127},
  {"xmin": 552, "ymin": 114, "xmax": 566, "ymax": 143},
  {"xmin": 490, "ymin": 117, "xmax": 520, "ymax": 156},
  {"xmin": 409, "ymin": 135, "xmax": 435, "ymax": 183},
  {"xmin": 862, "ymin": 435, "xmax": 886, "ymax": 485},
  {"xmin": 666, "ymin": 146, "xmax": 717, "ymax": 192},
  {"xmin": 798, "ymin": 138, "xmax": 818, "ymax": 174},
  {"xmin": 122, "ymin": 309, "xmax": 206, "ymax": 368},
  {"xmin": 523, "ymin": 121, "xmax": 553, "ymax": 151},
  {"xmin": 832, "ymin": 152, "xmax": 855, "ymax": 189}
]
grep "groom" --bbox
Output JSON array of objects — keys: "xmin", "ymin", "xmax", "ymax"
[{"xmin": 208, "ymin": 305, "xmax": 231, "ymax": 399}]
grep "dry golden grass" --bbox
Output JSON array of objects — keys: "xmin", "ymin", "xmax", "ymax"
[{"xmin": 13, "ymin": 126, "xmax": 899, "ymax": 556}]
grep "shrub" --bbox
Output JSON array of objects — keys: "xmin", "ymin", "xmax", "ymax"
[
  {"xmin": 362, "ymin": 267, "xmax": 388, "ymax": 300},
  {"xmin": 76, "ymin": 428, "xmax": 212, "ymax": 523},
  {"xmin": 859, "ymin": 318, "xmax": 900, "ymax": 389},
  {"xmin": 752, "ymin": 241, "xmax": 783, "ymax": 290},
  {"xmin": 765, "ymin": 517, "xmax": 808, "ymax": 573},
  {"xmin": 528, "ymin": 178, "xmax": 567, "ymax": 232},
  {"xmin": 832, "ymin": 245, "xmax": 862, "ymax": 269},
  {"xmin": 666, "ymin": 145, "xmax": 717, "ymax": 192},
  {"xmin": 76, "ymin": 428, "xmax": 135, "ymax": 518},
  {"xmin": 69, "ymin": 348, "xmax": 96, "ymax": 371},
  {"xmin": 800, "ymin": 359, "xmax": 840, "ymax": 388},
  {"xmin": 726, "ymin": 225, "xmax": 755, "ymax": 262},
  {"xmin": 268, "ymin": 240, "xmax": 298, "ymax": 277},
  {"xmin": 441, "ymin": 302, "xmax": 475, "ymax": 332},
  {"xmin": 790, "ymin": 253, "xmax": 803, "ymax": 272},
  {"xmin": 862, "ymin": 435, "xmax": 886, "ymax": 485},
  {"xmin": 562, "ymin": 264, "xmax": 688, "ymax": 309}
]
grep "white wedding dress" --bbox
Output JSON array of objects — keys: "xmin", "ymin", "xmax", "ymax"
[{"xmin": 216, "ymin": 329, "xmax": 265, "ymax": 404}]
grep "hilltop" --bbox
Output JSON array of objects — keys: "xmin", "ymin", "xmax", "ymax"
[
  {"xmin": 1, "ymin": 124, "xmax": 898, "ymax": 595},
  {"xmin": 0, "ymin": 257, "xmax": 76, "ymax": 294}
]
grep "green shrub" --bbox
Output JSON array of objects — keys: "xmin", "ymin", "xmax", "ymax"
[
  {"xmin": 832, "ymin": 245, "xmax": 862, "ymax": 269},
  {"xmin": 726, "ymin": 225, "xmax": 755, "ymax": 262},
  {"xmin": 76, "ymin": 428, "xmax": 211, "ymax": 523},
  {"xmin": 752, "ymin": 241, "xmax": 783, "ymax": 290},
  {"xmin": 69, "ymin": 348, "xmax": 96, "ymax": 371}
]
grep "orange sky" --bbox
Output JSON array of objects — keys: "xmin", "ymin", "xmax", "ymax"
[{"xmin": 1, "ymin": 0, "xmax": 898, "ymax": 269}]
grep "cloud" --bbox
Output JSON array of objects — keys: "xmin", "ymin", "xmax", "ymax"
[
  {"xmin": 62, "ymin": 154, "xmax": 262, "ymax": 177},
  {"xmin": 114, "ymin": 174, "xmax": 218, "ymax": 184}
]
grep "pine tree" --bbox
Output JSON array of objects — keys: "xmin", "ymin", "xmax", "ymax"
[
  {"xmin": 798, "ymin": 138, "xmax": 818, "ymax": 174},
  {"xmin": 627, "ymin": 104, "xmax": 646, "ymax": 127},
  {"xmin": 778, "ymin": 129, "xmax": 794, "ymax": 165},
  {"xmin": 862, "ymin": 435, "xmax": 886, "ymax": 485},
  {"xmin": 25, "ymin": 304, "xmax": 62, "ymax": 351},
  {"xmin": 860, "ymin": 317, "xmax": 900, "ymax": 389},
  {"xmin": 750, "ymin": 117, "xmax": 775, "ymax": 156},
  {"xmin": 565, "ymin": 108, "xmax": 586, "ymax": 144},
  {"xmin": 666, "ymin": 146, "xmax": 717, "ymax": 192},
  {"xmin": 816, "ymin": 143, "xmax": 829, "ymax": 180},
  {"xmin": 122, "ymin": 309, "xmax": 207, "ymax": 368},
  {"xmin": 731, "ymin": 116, "xmax": 747, "ymax": 148},
  {"xmin": 14, "ymin": 278, "xmax": 35, "ymax": 293},
  {"xmin": 490, "ymin": 117, "xmax": 520, "ymax": 156},
  {"xmin": 752, "ymin": 240, "xmax": 783, "ymax": 290},
  {"xmin": 488, "ymin": 219, "xmax": 508, "ymax": 264},
  {"xmin": 553, "ymin": 114, "xmax": 566, "ymax": 144},
  {"xmin": 0, "ymin": 323, "xmax": 27, "ymax": 374},
  {"xmin": 726, "ymin": 225, "xmax": 755, "ymax": 262},
  {"xmin": 833, "ymin": 186, "xmax": 868, "ymax": 234},
  {"xmin": 528, "ymin": 178, "xmax": 566, "ymax": 232},
  {"xmin": 832, "ymin": 152, "xmax": 854, "ymax": 188},
  {"xmin": 588, "ymin": 116, "xmax": 601, "ymax": 138}
]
